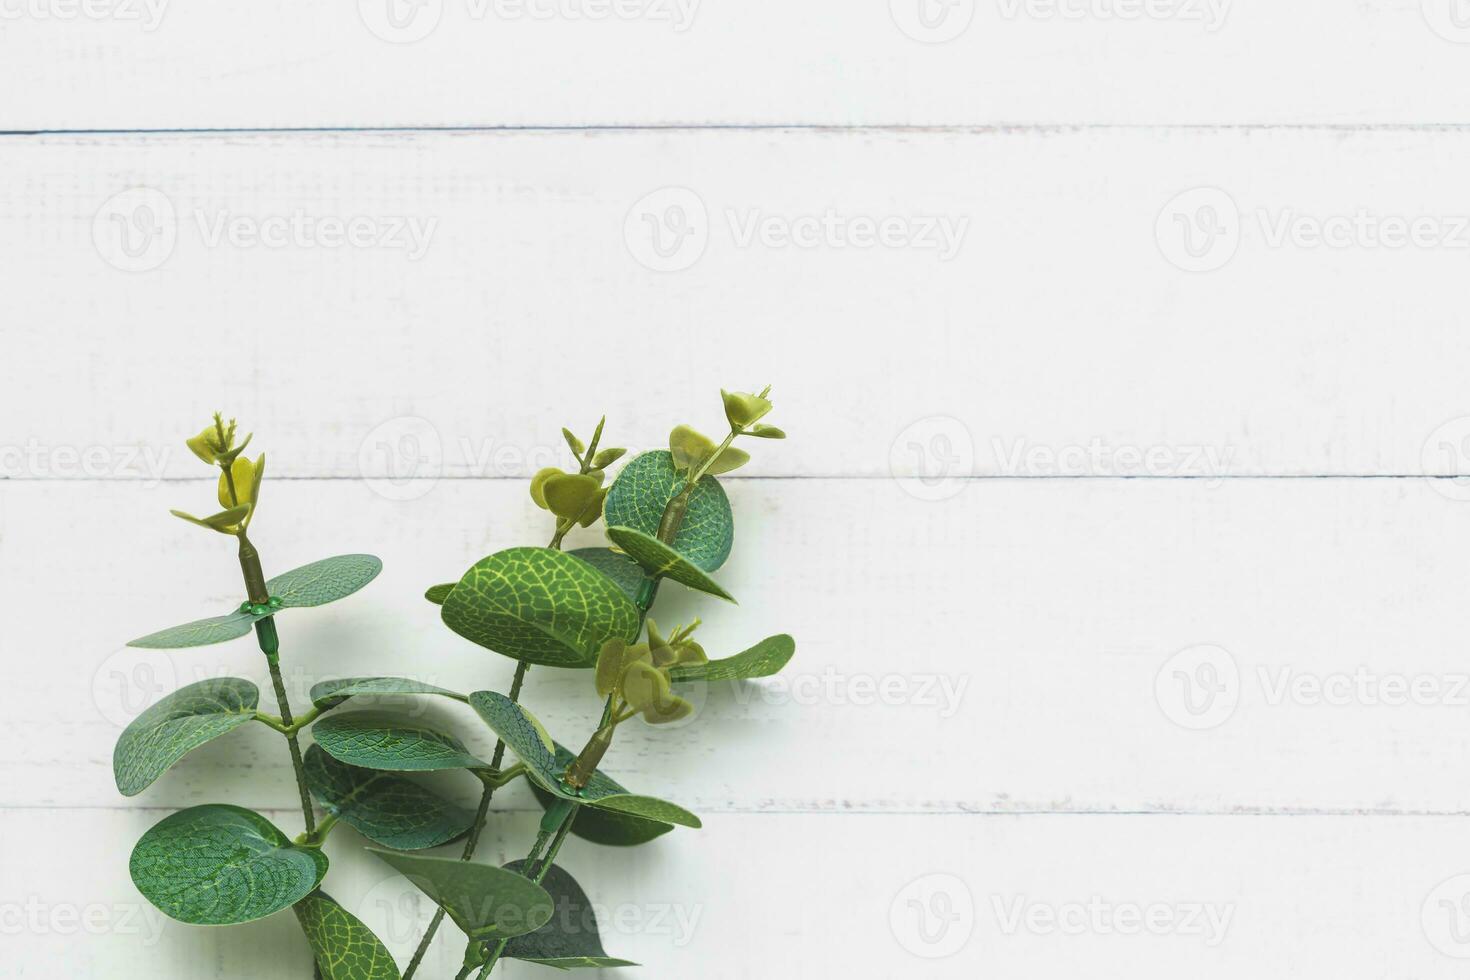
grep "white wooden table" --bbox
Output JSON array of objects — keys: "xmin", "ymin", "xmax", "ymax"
[{"xmin": 6, "ymin": 2, "xmax": 1470, "ymax": 975}]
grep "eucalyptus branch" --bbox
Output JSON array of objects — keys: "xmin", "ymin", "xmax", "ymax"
[{"xmin": 401, "ymin": 657, "xmax": 531, "ymax": 980}]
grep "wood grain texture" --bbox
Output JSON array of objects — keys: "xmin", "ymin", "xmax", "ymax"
[
  {"xmin": 5, "ymin": 0, "xmax": 1470, "ymax": 130},
  {"xmin": 10, "ymin": 476, "xmax": 1470, "ymax": 817},
  {"xmin": 6, "ymin": 808, "xmax": 1469, "ymax": 978},
  {"xmin": 7, "ymin": 128, "xmax": 1470, "ymax": 480}
]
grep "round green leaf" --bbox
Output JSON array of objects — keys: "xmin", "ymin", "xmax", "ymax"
[
  {"xmin": 114, "ymin": 678, "xmax": 260, "ymax": 796},
  {"xmin": 606, "ymin": 526, "xmax": 733, "ymax": 602},
  {"xmin": 468, "ymin": 692, "xmax": 701, "ymax": 829},
  {"xmin": 130, "ymin": 805, "xmax": 328, "ymax": 925},
  {"xmin": 369, "ymin": 850, "xmax": 554, "ymax": 942},
  {"xmin": 309, "ymin": 677, "xmax": 467, "ymax": 712},
  {"xmin": 424, "ymin": 583, "xmax": 456, "ymax": 605},
  {"xmin": 567, "ymin": 548, "xmax": 646, "ymax": 604},
  {"xmin": 304, "ymin": 745, "xmax": 476, "ymax": 851},
  {"xmin": 294, "ymin": 891, "xmax": 402, "ymax": 980},
  {"xmin": 128, "ymin": 609, "xmax": 258, "ymax": 649},
  {"xmin": 128, "ymin": 553, "xmax": 383, "ymax": 649},
  {"xmin": 603, "ymin": 451, "xmax": 733, "ymax": 572},
  {"xmin": 313, "ymin": 712, "xmax": 489, "ymax": 772},
  {"xmin": 502, "ymin": 861, "xmax": 637, "ymax": 969},
  {"xmin": 667, "ymin": 634, "xmax": 796, "ymax": 683},
  {"xmin": 441, "ymin": 547, "xmax": 641, "ymax": 668},
  {"xmin": 269, "ymin": 554, "xmax": 383, "ymax": 608}
]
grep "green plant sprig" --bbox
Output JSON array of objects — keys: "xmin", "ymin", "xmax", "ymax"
[{"xmin": 117, "ymin": 392, "xmax": 794, "ymax": 979}]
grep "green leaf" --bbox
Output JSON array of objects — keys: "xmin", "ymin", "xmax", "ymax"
[
  {"xmin": 543, "ymin": 473, "xmax": 602, "ymax": 523},
  {"xmin": 590, "ymin": 795, "xmax": 700, "ymax": 827},
  {"xmin": 441, "ymin": 547, "xmax": 641, "ymax": 668},
  {"xmin": 528, "ymin": 747, "xmax": 674, "ymax": 848},
  {"xmin": 567, "ymin": 548, "xmax": 646, "ymax": 603},
  {"xmin": 309, "ymin": 677, "xmax": 467, "ymax": 711},
  {"xmin": 127, "ymin": 553, "xmax": 383, "ymax": 649},
  {"xmin": 171, "ymin": 504, "xmax": 252, "ymax": 533},
  {"xmin": 294, "ymin": 891, "xmax": 402, "ymax": 980},
  {"xmin": 424, "ymin": 583, "xmax": 456, "ymax": 605},
  {"xmin": 590, "ymin": 447, "xmax": 627, "ymax": 469},
  {"xmin": 668, "ymin": 634, "xmax": 796, "ymax": 683},
  {"xmin": 269, "ymin": 554, "xmax": 383, "ymax": 608},
  {"xmin": 114, "ymin": 677, "xmax": 260, "ymax": 797},
  {"xmin": 128, "ymin": 609, "xmax": 258, "ymax": 649},
  {"xmin": 313, "ymin": 712, "xmax": 489, "ymax": 772},
  {"xmin": 130, "ymin": 805, "xmax": 328, "ymax": 925},
  {"xmin": 603, "ymin": 451, "xmax": 733, "ymax": 572},
  {"xmin": 304, "ymin": 745, "xmax": 475, "ymax": 851},
  {"xmin": 721, "ymin": 389, "xmax": 773, "ymax": 429},
  {"xmin": 468, "ymin": 692, "xmax": 701, "ymax": 829},
  {"xmin": 606, "ymin": 526, "xmax": 734, "ymax": 602},
  {"xmin": 369, "ymin": 850, "xmax": 554, "ymax": 942},
  {"xmin": 502, "ymin": 861, "xmax": 637, "ymax": 969}
]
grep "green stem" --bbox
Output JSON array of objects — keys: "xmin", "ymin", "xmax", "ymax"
[
  {"xmin": 262, "ymin": 622, "xmax": 316, "ymax": 835},
  {"xmin": 477, "ymin": 805, "xmax": 580, "ymax": 977},
  {"xmin": 401, "ymin": 659, "xmax": 530, "ymax": 980},
  {"xmin": 238, "ymin": 537, "xmax": 316, "ymax": 836}
]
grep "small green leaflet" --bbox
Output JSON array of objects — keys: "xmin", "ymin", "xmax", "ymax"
[
  {"xmin": 127, "ymin": 609, "xmax": 259, "ymax": 649},
  {"xmin": 530, "ymin": 777, "xmax": 673, "ymax": 848},
  {"xmin": 424, "ymin": 583, "xmax": 455, "ymax": 605},
  {"xmin": 441, "ymin": 547, "xmax": 641, "ymax": 668},
  {"xmin": 294, "ymin": 891, "xmax": 401, "ymax": 980},
  {"xmin": 605, "ymin": 526, "xmax": 734, "ymax": 603},
  {"xmin": 567, "ymin": 547, "xmax": 646, "ymax": 603},
  {"xmin": 313, "ymin": 712, "xmax": 490, "ymax": 772},
  {"xmin": 114, "ymin": 677, "xmax": 259, "ymax": 797},
  {"xmin": 603, "ymin": 451, "xmax": 733, "ymax": 572},
  {"xmin": 128, "ymin": 554, "xmax": 383, "ymax": 649},
  {"xmin": 304, "ymin": 745, "xmax": 475, "ymax": 851},
  {"xmin": 502, "ymin": 861, "xmax": 637, "ymax": 969},
  {"xmin": 369, "ymin": 850, "xmax": 554, "ymax": 942},
  {"xmin": 309, "ymin": 677, "xmax": 467, "ymax": 711},
  {"xmin": 668, "ymin": 634, "xmax": 796, "ymax": 683},
  {"xmin": 469, "ymin": 692, "xmax": 701, "ymax": 829},
  {"xmin": 269, "ymin": 554, "xmax": 383, "ymax": 607},
  {"xmin": 130, "ymin": 805, "xmax": 327, "ymax": 925}
]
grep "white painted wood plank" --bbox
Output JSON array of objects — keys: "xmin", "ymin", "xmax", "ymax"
[
  {"xmin": 6, "ymin": 128, "xmax": 1470, "ymax": 479},
  {"xmin": 11, "ymin": 476, "xmax": 1470, "ymax": 814},
  {"xmin": 5, "ymin": 808, "xmax": 1468, "ymax": 978},
  {"xmin": 6, "ymin": 1, "xmax": 1470, "ymax": 129}
]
